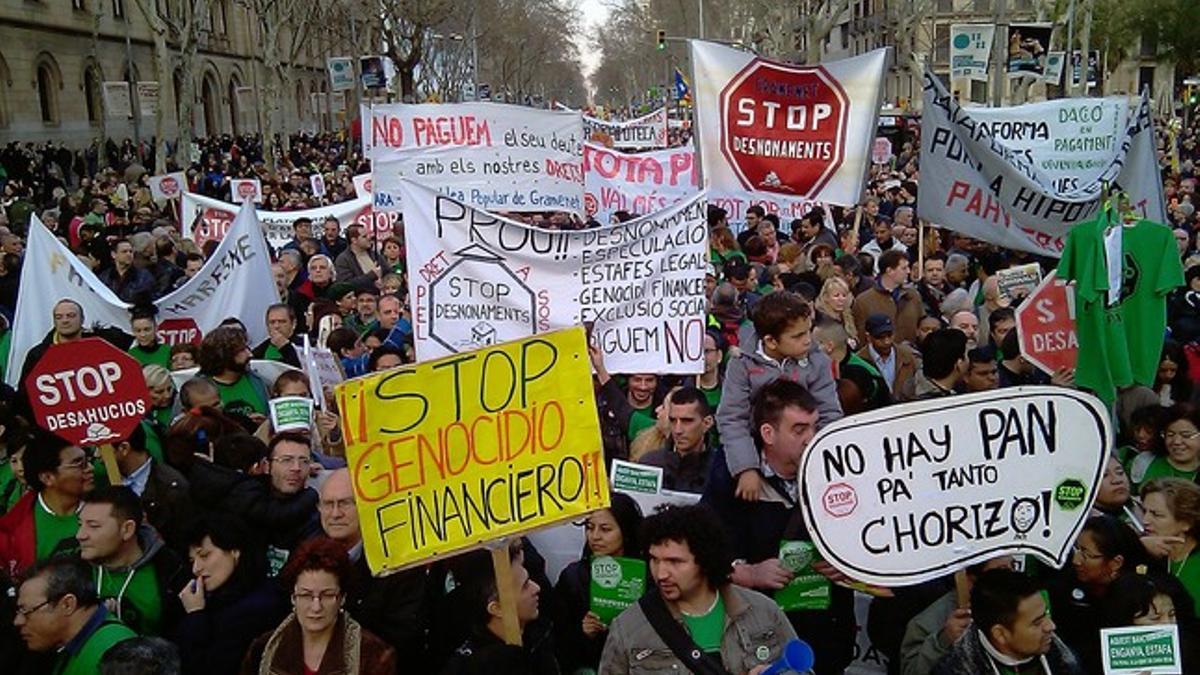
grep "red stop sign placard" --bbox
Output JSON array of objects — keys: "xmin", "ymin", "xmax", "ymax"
[
  {"xmin": 158, "ymin": 318, "xmax": 202, "ymax": 346},
  {"xmin": 160, "ymin": 176, "xmax": 180, "ymax": 197},
  {"xmin": 720, "ymin": 60, "xmax": 849, "ymax": 197},
  {"xmin": 1015, "ymin": 271, "xmax": 1079, "ymax": 376},
  {"xmin": 25, "ymin": 338, "xmax": 150, "ymax": 446}
]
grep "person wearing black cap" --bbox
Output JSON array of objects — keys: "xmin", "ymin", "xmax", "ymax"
[
  {"xmin": 857, "ymin": 313, "xmax": 917, "ymax": 401},
  {"xmin": 325, "ymin": 282, "xmax": 358, "ymax": 318}
]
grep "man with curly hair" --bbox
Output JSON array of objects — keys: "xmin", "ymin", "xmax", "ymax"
[
  {"xmin": 599, "ymin": 504, "xmax": 795, "ymax": 675},
  {"xmin": 197, "ymin": 325, "xmax": 270, "ymax": 418}
]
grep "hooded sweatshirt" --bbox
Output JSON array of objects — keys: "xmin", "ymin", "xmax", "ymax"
[{"xmin": 93, "ymin": 523, "xmax": 177, "ymax": 635}]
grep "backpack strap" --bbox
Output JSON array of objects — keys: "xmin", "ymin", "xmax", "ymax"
[{"xmin": 637, "ymin": 591, "xmax": 733, "ymax": 675}]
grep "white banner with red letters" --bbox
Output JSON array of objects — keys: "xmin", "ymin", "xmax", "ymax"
[
  {"xmin": 180, "ymin": 192, "xmax": 394, "ymax": 249},
  {"xmin": 400, "ymin": 179, "xmax": 708, "ymax": 375},
  {"xmin": 584, "ymin": 143, "xmax": 699, "ymax": 224},
  {"xmin": 6, "ymin": 204, "xmax": 276, "ymax": 387},
  {"xmin": 583, "ymin": 107, "xmax": 669, "ymax": 149},
  {"xmin": 917, "ymin": 72, "xmax": 1166, "ymax": 257},
  {"xmin": 690, "ymin": 41, "xmax": 888, "ymax": 221},
  {"xmin": 362, "ymin": 102, "xmax": 585, "ymax": 214}
]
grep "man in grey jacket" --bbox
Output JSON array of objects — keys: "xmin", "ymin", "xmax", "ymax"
[{"xmin": 599, "ymin": 504, "xmax": 796, "ymax": 675}]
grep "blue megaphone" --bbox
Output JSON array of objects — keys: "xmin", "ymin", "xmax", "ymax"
[{"xmin": 761, "ymin": 639, "xmax": 815, "ymax": 675}]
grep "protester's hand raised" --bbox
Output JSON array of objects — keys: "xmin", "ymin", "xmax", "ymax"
[
  {"xmin": 940, "ymin": 607, "xmax": 972, "ymax": 646},
  {"xmin": 179, "ymin": 576, "xmax": 206, "ymax": 613},
  {"xmin": 736, "ymin": 558, "xmax": 793, "ymax": 590},
  {"xmin": 588, "ymin": 345, "xmax": 610, "ymax": 384},
  {"xmin": 1141, "ymin": 535, "xmax": 1185, "ymax": 558},
  {"xmin": 581, "ymin": 611, "xmax": 607, "ymax": 638}
]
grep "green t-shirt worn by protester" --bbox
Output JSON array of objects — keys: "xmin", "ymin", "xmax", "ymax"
[
  {"xmin": 215, "ymin": 374, "xmax": 268, "ymax": 417},
  {"xmin": 1170, "ymin": 549, "xmax": 1200, "ymax": 617},
  {"xmin": 627, "ymin": 406, "xmax": 657, "ymax": 443},
  {"xmin": 0, "ymin": 460, "xmax": 24, "ymax": 513},
  {"xmin": 1139, "ymin": 456, "xmax": 1199, "ymax": 486},
  {"xmin": 1057, "ymin": 216, "xmax": 1183, "ymax": 403},
  {"xmin": 95, "ymin": 564, "xmax": 163, "ymax": 635},
  {"xmin": 53, "ymin": 608, "xmax": 137, "ymax": 675},
  {"xmin": 129, "ymin": 343, "xmax": 171, "ymax": 369},
  {"xmin": 681, "ymin": 592, "xmax": 726, "ymax": 653},
  {"xmin": 34, "ymin": 496, "xmax": 81, "ymax": 561}
]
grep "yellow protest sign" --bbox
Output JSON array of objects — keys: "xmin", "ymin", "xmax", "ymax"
[{"xmin": 336, "ymin": 327, "xmax": 609, "ymax": 574}]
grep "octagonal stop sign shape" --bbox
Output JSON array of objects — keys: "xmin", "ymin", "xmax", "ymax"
[
  {"xmin": 158, "ymin": 317, "xmax": 202, "ymax": 346},
  {"xmin": 25, "ymin": 337, "xmax": 151, "ymax": 446},
  {"xmin": 720, "ymin": 59, "xmax": 849, "ymax": 197},
  {"xmin": 1015, "ymin": 271, "xmax": 1079, "ymax": 376}
]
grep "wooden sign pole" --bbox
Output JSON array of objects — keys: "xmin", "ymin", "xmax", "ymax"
[
  {"xmin": 98, "ymin": 444, "xmax": 122, "ymax": 486},
  {"xmin": 490, "ymin": 541, "xmax": 523, "ymax": 646},
  {"xmin": 954, "ymin": 570, "xmax": 970, "ymax": 609}
]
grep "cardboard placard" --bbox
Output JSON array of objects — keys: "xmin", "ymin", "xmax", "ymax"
[
  {"xmin": 269, "ymin": 396, "xmax": 314, "ymax": 432},
  {"xmin": 1100, "ymin": 625, "xmax": 1182, "ymax": 675},
  {"xmin": 589, "ymin": 555, "xmax": 647, "ymax": 623},
  {"xmin": 609, "ymin": 460, "xmax": 663, "ymax": 495}
]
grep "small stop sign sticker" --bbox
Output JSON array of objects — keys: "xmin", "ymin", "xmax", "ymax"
[
  {"xmin": 25, "ymin": 338, "xmax": 150, "ymax": 446},
  {"xmin": 720, "ymin": 60, "xmax": 849, "ymax": 197},
  {"xmin": 158, "ymin": 318, "xmax": 202, "ymax": 346},
  {"xmin": 160, "ymin": 176, "xmax": 179, "ymax": 197},
  {"xmin": 1015, "ymin": 271, "xmax": 1079, "ymax": 376}
]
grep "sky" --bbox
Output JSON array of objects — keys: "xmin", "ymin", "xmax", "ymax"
[{"xmin": 576, "ymin": 0, "xmax": 611, "ymax": 91}]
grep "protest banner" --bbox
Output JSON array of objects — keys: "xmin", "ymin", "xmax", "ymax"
[
  {"xmin": 583, "ymin": 107, "xmax": 669, "ymax": 149},
  {"xmin": 6, "ymin": 205, "xmax": 276, "ymax": 387},
  {"xmin": 180, "ymin": 191, "xmax": 390, "ymax": 248},
  {"xmin": 335, "ymin": 327, "xmax": 609, "ymax": 574},
  {"xmin": 156, "ymin": 318, "xmax": 201, "ymax": 346},
  {"xmin": 918, "ymin": 72, "xmax": 1166, "ymax": 256},
  {"xmin": 950, "ymin": 25, "xmax": 995, "ymax": 81},
  {"xmin": 360, "ymin": 56, "xmax": 386, "ymax": 88},
  {"xmin": 799, "ymin": 387, "xmax": 1111, "ymax": 586},
  {"xmin": 995, "ymin": 262, "xmax": 1042, "ymax": 303},
  {"xmin": 103, "ymin": 82, "xmax": 133, "ymax": 119},
  {"xmin": 327, "ymin": 57, "xmax": 355, "ymax": 91},
  {"xmin": 1100, "ymin": 625, "xmax": 1182, "ymax": 675},
  {"xmin": 136, "ymin": 82, "xmax": 159, "ymax": 117},
  {"xmin": 1043, "ymin": 52, "xmax": 1067, "ymax": 85},
  {"xmin": 583, "ymin": 142, "xmax": 698, "ymax": 224},
  {"xmin": 1007, "ymin": 24, "xmax": 1053, "ymax": 78},
  {"xmin": 269, "ymin": 396, "xmax": 314, "ymax": 433},
  {"xmin": 609, "ymin": 459, "xmax": 664, "ymax": 495},
  {"xmin": 1015, "ymin": 271, "xmax": 1079, "ymax": 376},
  {"xmin": 148, "ymin": 171, "xmax": 187, "ymax": 201},
  {"xmin": 230, "ymin": 178, "xmax": 263, "ymax": 204},
  {"xmin": 590, "ymin": 556, "xmax": 647, "ymax": 623},
  {"xmin": 364, "ymin": 102, "xmax": 585, "ymax": 214},
  {"xmin": 690, "ymin": 41, "xmax": 887, "ymax": 221},
  {"xmin": 401, "ymin": 180, "xmax": 708, "ymax": 374}
]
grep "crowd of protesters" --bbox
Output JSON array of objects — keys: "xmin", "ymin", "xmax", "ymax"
[{"xmin": 0, "ymin": 99, "xmax": 1194, "ymax": 675}]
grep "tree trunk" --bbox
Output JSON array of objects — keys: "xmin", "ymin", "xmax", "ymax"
[{"xmin": 150, "ymin": 31, "xmax": 170, "ymax": 173}]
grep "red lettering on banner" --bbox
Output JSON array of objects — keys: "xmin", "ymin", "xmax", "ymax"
[
  {"xmin": 411, "ymin": 116, "xmax": 492, "ymax": 147},
  {"xmin": 372, "ymin": 117, "xmax": 404, "ymax": 148},
  {"xmin": 947, "ymin": 180, "xmax": 1011, "ymax": 227},
  {"xmin": 545, "ymin": 159, "xmax": 583, "ymax": 183}
]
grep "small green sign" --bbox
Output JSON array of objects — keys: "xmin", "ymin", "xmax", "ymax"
[
  {"xmin": 269, "ymin": 396, "xmax": 314, "ymax": 433},
  {"xmin": 1100, "ymin": 625, "xmax": 1181, "ymax": 674},
  {"xmin": 1055, "ymin": 478, "xmax": 1087, "ymax": 511},
  {"xmin": 589, "ymin": 555, "xmax": 646, "ymax": 624},
  {"xmin": 774, "ymin": 540, "xmax": 831, "ymax": 612},
  {"xmin": 610, "ymin": 460, "xmax": 662, "ymax": 495}
]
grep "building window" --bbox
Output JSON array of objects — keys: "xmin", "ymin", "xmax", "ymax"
[
  {"xmin": 937, "ymin": 0, "xmax": 953, "ymax": 13},
  {"xmin": 37, "ymin": 63, "xmax": 58, "ymax": 124},
  {"xmin": 1140, "ymin": 31, "xmax": 1157, "ymax": 58},
  {"xmin": 1138, "ymin": 66, "xmax": 1155, "ymax": 96},
  {"xmin": 935, "ymin": 23, "xmax": 950, "ymax": 63},
  {"xmin": 85, "ymin": 67, "xmax": 101, "ymax": 124},
  {"xmin": 970, "ymin": 80, "xmax": 988, "ymax": 103}
]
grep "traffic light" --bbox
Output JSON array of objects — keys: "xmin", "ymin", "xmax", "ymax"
[{"xmin": 656, "ymin": 30, "xmax": 666, "ymax": 51}]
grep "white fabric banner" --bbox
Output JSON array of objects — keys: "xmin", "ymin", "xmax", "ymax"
[
  {"xmin": 950, "ymin": 25, "xmax": 995, "ymax": 81},
  {"xmin": 400, "ymin": 180, "xmax": 708, "ymax": 374},
  {"xmin": 690, "ymin": 41, "xmax": 888, "ymax": 221},
  {"xmin": 6, "ymin": 205, "xmax": 277, "ymax": 387},
  {"xmin": 363, "ymin": 102, "xmax": 585, "ymax": 213},
  {"xmin": 917, "ymin": 72, "xmax": 1166, "ymax": 256},
  {"xmin": 181, "ymin": 192, "xmax": 395, "ymax": 249},
  {"xmin": 583, "ymin": 107, "xmax": 669, "ymax": 149},
  {"xmin": 583, "ymin": 143, "xmax": 699, "ymax": 224}
]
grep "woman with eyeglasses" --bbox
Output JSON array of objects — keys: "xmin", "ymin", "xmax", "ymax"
[
  {"xmin": 1102, "ymin": 569, "xmax": 1200, "ymax": 673},
  {"xmin": 174, "ymin": 514, "xmax": 286, "ymax": 675},
  {"xmin": 1140, "ymin": 478, "xmax": 1200, "ymax": 616},
  {"xmin": 1048, "ymin": 514, "xmax": 1146, "ymax": 674},
  {"xmin": 241, "ymin": 536, "xmax": 395, "ymax": 675},
  {"xmin": 1137, "ymin": 403, "xmax": 1200, "ymax": 489}
]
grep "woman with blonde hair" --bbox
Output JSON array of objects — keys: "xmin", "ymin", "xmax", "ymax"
[{"xmin": 815, "ymin": 276, "xmax": 859, "ymax": 350}]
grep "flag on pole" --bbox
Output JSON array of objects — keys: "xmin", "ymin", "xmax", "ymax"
[{"xmin": 674, "ymin": 67, "xmax": 691, "ymax": 102}]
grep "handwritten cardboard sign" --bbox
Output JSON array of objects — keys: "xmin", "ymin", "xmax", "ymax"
[
  {"xmin": 335, "ymin": 327, "xmax": 609, "ymax": 574},
  {"xmin": 799, "ymin": 387, "xmax": 1110, "ymax": 586}
]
